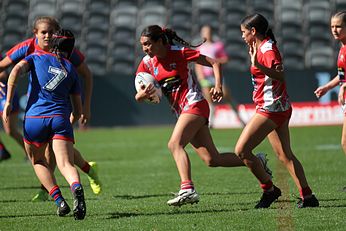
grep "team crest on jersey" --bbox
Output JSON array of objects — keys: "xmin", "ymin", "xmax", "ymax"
[
  {"xmin": 169, "ymin": 63, "xmax": 176, "ymax": 70},
  {"xmin": 154, "ymin": 67, "xmax": 159, "ymax": 76},
  {"xmin": 338, "ymin": 67, "xmax": 345, "ymax": 81}
]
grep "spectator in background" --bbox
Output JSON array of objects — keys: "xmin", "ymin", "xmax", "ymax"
[
  {"xmin": 195, "ymin": 25, "xmax": 245, "ymax": 127},
  {"xmin": 239, "ymin": 13, "xmax": 319, "ymax": 208},
  {"xmin": 314, "ymin": 11, "xmax": 346, "ymax": 192},
  {"xmin": 0, "ymin": 16, "xmax": 101, "ymax": 200},
  {"xmin": 3, "ymin": 29, "xmax": 86, "ymax": 219}
]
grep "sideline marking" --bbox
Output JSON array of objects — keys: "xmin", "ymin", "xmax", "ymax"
[{"xmin": 275, "ymin": 161, "xmax": 294, "ymax": 231}]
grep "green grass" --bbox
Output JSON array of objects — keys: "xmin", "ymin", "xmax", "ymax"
[{"xmin": 1, "ymin": 125, "xmax": 346, "ymax": 230}]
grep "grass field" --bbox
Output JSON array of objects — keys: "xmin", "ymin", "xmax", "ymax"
[{"xmin": 1, "ymin": 125, "xmax": 346, "ymax": 230}]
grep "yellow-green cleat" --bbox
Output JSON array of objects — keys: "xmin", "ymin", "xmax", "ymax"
[
  {"xmin": 31, "ymin": 188, "xmax": 49, "ymax": 202},
  {"xmin": 87, "ymin": 162, "xmax": 102, "ymax": 195}
]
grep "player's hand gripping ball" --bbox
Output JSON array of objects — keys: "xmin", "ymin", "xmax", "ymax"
[{"xmin": 135, "ymin": 72, "xmax": 162, "ymax": 104}]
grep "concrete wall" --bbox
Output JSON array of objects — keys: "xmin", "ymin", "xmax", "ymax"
[{"xmin": 15, "ymin": 68, "xmax": 338, "ymax": 127}]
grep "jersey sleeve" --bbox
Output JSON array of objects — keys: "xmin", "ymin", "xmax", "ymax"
[
  {"xmin": 136, "ymin": 59, "xmax": 150, "ymax": 75},
  {"xmin": 23, "ymin": 54, "xmax": 34, "ymax": 67},
  {"xmin": 262, "ymin": 49, "xmax": 282, "ymax": 68},
  {"xmin": 182, "ymin": 47, "xmax": 200, "ymax": 62},
  {"xmin": 6, "ymin": 42, "xmax": 30, "ymax": 64},
  {"xmin": 69, "ymin": 48, "xmax": 85, "ymax": 67}
]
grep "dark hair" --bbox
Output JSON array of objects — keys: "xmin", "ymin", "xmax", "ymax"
[
  {"xmin": 141, "ymin": 25, "xmax": 205, "ymax": 48},
  {"xmin": 333, "ymin": 11, "xmax": 346, "ymax": 24},
  {"xmin": 51, "ymin": 29, "xmax": 75, "ymax": 58},
  {"xmin": 50, "ymin": 29, "xmax": 75, "ymax": 75},
  {"xmin": 241, "ymin": 13, "xmax": 277, "ymax": 44}
]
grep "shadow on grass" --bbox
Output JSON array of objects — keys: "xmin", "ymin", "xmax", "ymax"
[
  {"xmin": 0, "ymin": 212, "xmax": 57, "ymax": 219},
  {"xmin": 0, "ymin": 185, "xmax": 70, "ymax": 190},
  {"xmin": 107, "ymin": 207, "xmax": 253, "ymax": 219},
  {"xmin": 113, "ymin": 191, "xmax": 258, "ymax": 200}
]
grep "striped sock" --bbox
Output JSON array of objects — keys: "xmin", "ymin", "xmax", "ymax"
[
  {"xmin": 81, "ymin": 162, "xmax": 91, "ymax": 174},
  {"xmin": 0, "ymin": 142, "xmax": 5, "ymax": 151},
  {"xmin": 180, "ymin": 180, "xmax": 194, "ymax": 190},
  {"xmin": 49, "ymin": 185, "xmax": 63, "ymax": 205},
  {"xmin": 299, "ymin": 186, "xmax": 313, "ymax": 199},
  {"xmin": 260, "ymin": 180, "xmax": 274, "ymax": 192},
  {"xmin": 70, "ymin": 182, "xmax": 82, "ymax": 192}
]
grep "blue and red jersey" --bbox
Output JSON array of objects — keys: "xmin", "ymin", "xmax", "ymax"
[
  {"xmin": 23, "ymin": 50, "xmax": 80, "ymax": 117},
  {"xmin": 6, "ymin": 37, "xmax": 85, "ymax": 67}
]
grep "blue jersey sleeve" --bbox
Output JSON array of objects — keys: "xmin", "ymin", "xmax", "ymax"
[{"xmin": 6, "ymin": 39, "xmax": 35, "ymax": 64}]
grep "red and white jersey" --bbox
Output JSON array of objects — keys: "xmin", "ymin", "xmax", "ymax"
[
  {"xmin": 250, "ymin": 37, "xmax": 290, "ymax": 112},
  {"xmin": 337, "ymin": 45, "xmax": 346, "ymax": 83},
  {"xmin": 136, "ymin": 45, "xmax": 205, "ymax": 117}
]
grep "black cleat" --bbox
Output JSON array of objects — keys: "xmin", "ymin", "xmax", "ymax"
[
  {"xmin": 57, "ymin": 199, "xmax": 71, "ymax": 216},
  {"xmin": 255, "ymin": 185, "xmax": 281, "ymax": 209},
  {"xmin": 297, "ymin": 194, "xmax": 319, "ymax": 208},
  {"xmin": 0, "ymin": 148, "xmax": 11, "ymax": 162},
  {"xmin": 72, "ymin": 186, "xmax": 86, "ymax": 220}
]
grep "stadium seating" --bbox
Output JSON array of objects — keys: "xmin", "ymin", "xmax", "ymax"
[
  {"xmin": 0, "ymin": 0, "xmax": 343, "ymax": 71},
  {"xmin": 252, "ymin": 0, "xmax": 275, "ymax": 22},
  {"xmin": 168, "ymin": 1, "xmax": 193, "ymax": 40},
  {"xmin": 336, "ymin": 0, "xmax": 346, "ymax": 10},
  {"xmin": 305, "ymin": 46, "xmax": 335, "ymax": 68}
]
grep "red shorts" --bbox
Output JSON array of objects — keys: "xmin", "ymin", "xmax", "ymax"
[
  {"xmin": 256, "ymin": 107, "xmax": 292, "ymax": 127},
  {"xmin": 181, "ymin": 99, "xmax": 210, "ymax": 119}
]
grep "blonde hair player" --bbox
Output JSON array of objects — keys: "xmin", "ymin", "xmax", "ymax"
[
  {"xmin": 314, "ymin": 11, "xmax": 346, "ymax": 192},
  {"xmin": 0, "ymin": 16, "xmax": 101, "ymax": 200}
]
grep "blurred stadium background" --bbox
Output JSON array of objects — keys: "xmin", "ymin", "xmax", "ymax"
[{"xmin": 0, "ymin": 0, "xmax": 345, "ymax": 127}]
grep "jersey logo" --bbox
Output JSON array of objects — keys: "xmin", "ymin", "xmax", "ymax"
[
  {"xmin": 170, "ymin": 63, "xmax": 176, "ymax": 70},
  {"xmin": 44, "ymin": 66, "xmax": 67, "ymax": 91},
  {"xmin": 154, "ymin": 67, "xmax": 159, "ymax": 76}
]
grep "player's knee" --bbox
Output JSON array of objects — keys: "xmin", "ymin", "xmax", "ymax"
[
  {"xmin": 275, "ymin": 149, "xmax": 294, "ymax": 165},
  {"xmin": 167, "ymin": 139, "xmax": 180, "ymax": 153},
  {"xmin": 203, "ymin": 157, "xmax": 218, "ymax": 167},
  {"xmin": 234, "ymin": 145, "xmax": 245, "ymax": 160}
]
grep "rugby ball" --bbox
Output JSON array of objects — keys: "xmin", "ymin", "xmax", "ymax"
[{"xmin": 135, "ymin": 72, "xmax": 162, "ymax": 104}]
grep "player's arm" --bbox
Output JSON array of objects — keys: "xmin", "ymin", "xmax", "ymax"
[
  {"xmin": 0, "ymin": 56, "xmax": 14, "ymax": 96},
  {"xmin": 0, "ymin": 56, "xmax": 12, "ymax": 74},
  {"xmin": 76, "ymin": 62, "xmax": 93, "ymax": 125},
  {"xmin": 196, "ymin": 54, "xmax": 223, "ymax": 102},
  {"xmin": 135, "ymin": 83, "xmax": 156, "ymax": 102},
  {"xmin": 249, "ymin": 41, "xmax": 284, "ymax": 81},
  {"xmin": 194, "ymin": 63, "xmax": 205, "ymax": 81},
  {"xmin": 3, "ymin": 60, "xmax": 29, "ymax": 122},
  {"xmin": 314, "ymin": 75, "xmax": 339, "ymax": 98},
  {"xmin": 70, "ymin": 94, "xmax": 83, "ymax": 124}
]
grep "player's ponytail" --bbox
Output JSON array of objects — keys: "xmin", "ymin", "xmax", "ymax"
[
  {"xmin": 141, "ymin": 25, "xmax": 205, "ymax": 48},
  {"xmin": 241, "ymin": 13, "xmax": 277, "ymax": 44},
  {"xmin": 50, "ymin": 29, "xmax": 75, "ymax": 74},
  {"xmin": 163, "ymin": 28, "xmax": 206, "ymax": 48}
]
